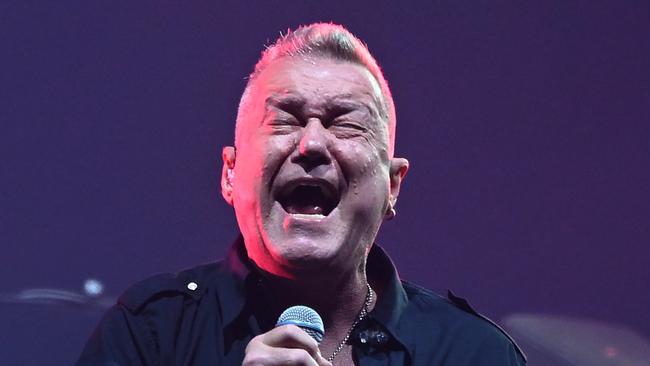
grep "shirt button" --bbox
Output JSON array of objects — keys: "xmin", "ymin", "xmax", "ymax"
[
  {"xmin": 374, "ymin": 331, "xmax": 388, "ymax": 345},
  {"xmin": 187, "ymin": 282, "xmax": 198, "ymax": 291},
  {"xmin": 358, "ymin": 330, "xmax": 369, "ymax": 344}
]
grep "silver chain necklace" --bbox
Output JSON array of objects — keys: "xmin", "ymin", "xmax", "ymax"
[{"xmin": 326, "ymin": 282, "xmax": 374, "ymax": 363}]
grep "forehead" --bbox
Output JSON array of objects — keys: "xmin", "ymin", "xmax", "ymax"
[{"xmin": 251, "ymin": 56, "xmax": 384, "ymax": 111}]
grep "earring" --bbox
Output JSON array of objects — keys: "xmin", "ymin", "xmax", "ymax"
[{"xmin": 385, "ymin": 206, "xmax": 396, "ymax": 220}]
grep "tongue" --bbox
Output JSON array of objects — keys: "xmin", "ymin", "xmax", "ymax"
[{"xmin": 285, "ymin": 203, "xmax": 324, "ymax": 215}]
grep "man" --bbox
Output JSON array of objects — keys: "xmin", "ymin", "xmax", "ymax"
[{"xmin": 77, "ymin": 23, "xmax": 526, "ymax": 366}]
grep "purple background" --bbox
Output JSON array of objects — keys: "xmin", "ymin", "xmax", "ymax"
[{"xmin": 1, "ymin": 1, "xmax": 648, "ymax": 365}]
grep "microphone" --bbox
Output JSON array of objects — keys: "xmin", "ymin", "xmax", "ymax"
[{"xmin": 276, "ymin": 305, "xmax": 325, "ymax": 343}]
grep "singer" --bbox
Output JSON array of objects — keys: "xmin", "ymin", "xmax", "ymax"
[{"xmin": 77, "ymin": 23, "xmax": 526, "ymax": 366}]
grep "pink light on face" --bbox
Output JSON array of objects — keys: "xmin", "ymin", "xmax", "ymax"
[
  {"xmin": 603, "ymin": 346, "xmax": 618, "ymax": 358},
  {"xmin": 228, "ymin": 56, "xmax": 407, "ymax": 281}
]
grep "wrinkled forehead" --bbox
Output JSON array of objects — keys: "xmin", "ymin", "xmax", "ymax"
[
  {"xmin": 251, "ymin": 56, "xmax": 386, "ymax": 114},
  {"xmin": 235, "ymin": 55, "xmax": 395, "ymax": 156}
]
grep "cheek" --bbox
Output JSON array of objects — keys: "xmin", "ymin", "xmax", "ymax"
[
  {"xmin": 258, "ymin": 135, "xmax": 297, "ymax": 186},
  {"xmin": 335, "ymin": 139, "xmax": 382, "ymax": 173},
  {"xmin": 334, "ymin": 141, "xmax": 390, "ymax": 194},
  {"xmin": 235, "ymin": 134, "xmax": 297, "ymax": 198},
  {"xmin": 235, "ymin": 147, "xmax": 264, "ymax": 189}
]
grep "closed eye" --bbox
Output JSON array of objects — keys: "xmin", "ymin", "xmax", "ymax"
[
  {"xmin": 331, "ymin": 121, "xmax": 367, "ymax": 131},
  {"xmin": 264, "ymin": 109, "xmax": 301, "ymax": 126},
  {"xmin": 267, "ymin": 117, "xmax": 300, "ymax": 126}
]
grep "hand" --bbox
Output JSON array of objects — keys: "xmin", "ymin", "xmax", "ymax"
[{"xmin": 243, "ymin": 325, "xmax": 332, "ymax": 366}]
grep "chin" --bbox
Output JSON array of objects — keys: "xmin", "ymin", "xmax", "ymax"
[
  {"xmin": 263, "ymin": 234, "xmax": 344, "ymax": 275},
  {"xmin": 278, "ymin": 235, "xmax": 338, "ymax": 262}
]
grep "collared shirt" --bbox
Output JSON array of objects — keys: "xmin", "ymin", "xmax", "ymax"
[{"xmin": 76, "ymin": 237, "xmax": 526, "ymax": 365}]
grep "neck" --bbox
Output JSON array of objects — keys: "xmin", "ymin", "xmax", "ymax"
[{"xmin": 259, "ymin": 263, "xmax": 372, "ymax": 351}]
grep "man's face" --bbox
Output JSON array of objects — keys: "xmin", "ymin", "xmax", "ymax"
[{"xmin": 222, "ymin": 56, "xmax": 406, "ymax": 278}]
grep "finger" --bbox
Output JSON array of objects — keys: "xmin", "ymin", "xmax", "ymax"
[
  {"xmin": 262, "ymin": 325, "xmax": 322, "ymax": 360},
  {"xmin": 244, "ymin": 342, "xmax": 319, "ymax": 366},
  {"xmin": 315, "ymin": 353, "xmax": 333, "ymax": 366},
  {"xmin": 269, "ymin": 347, "xmax": 320, "ymax": 366}
]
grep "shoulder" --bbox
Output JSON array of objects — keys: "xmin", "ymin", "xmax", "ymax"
[
  {"xmin": 117, "ymin": 262, "xmax": 221, "ymax": 313},
  {"xmin": 77, "ymin": 262, "xmax": 226, "ymax": 365},
  {"xmin": 401, "ymin": 281, "xmax": 527, "ymax": 364}
]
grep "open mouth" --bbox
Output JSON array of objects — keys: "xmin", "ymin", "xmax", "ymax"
[{"xmin": 276, "ymin": 180, "xmax": 340, "ymax": 216}]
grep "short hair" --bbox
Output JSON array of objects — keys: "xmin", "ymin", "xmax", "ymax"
[{"xmin": 236, "ymin": 23, "xmax": 396, "ymax": 156}]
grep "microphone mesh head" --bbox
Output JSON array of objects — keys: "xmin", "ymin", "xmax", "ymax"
[{"xmin": 276, "ymin": 305, "xmax": 325, "ymax": 343}]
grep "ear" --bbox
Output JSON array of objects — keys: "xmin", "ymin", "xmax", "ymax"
[
  {"xmin": 388, "ymin": 157, "xmax": 409, "ymax": 208},
  {"xmin": 221, "ymin": 146, "xmax": 236, "ymax": 206}
]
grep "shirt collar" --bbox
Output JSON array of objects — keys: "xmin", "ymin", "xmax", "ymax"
[
  {"xmin": 214, "ymin": 235, "xmax": 255, "ymax": 328},
  {"xmin": 361, "ymin": 244, "xmax": 414, "ymax": 356},
  {"xmin": 365, "ymin": 244, "xmax": 409, "ymax": 332}
]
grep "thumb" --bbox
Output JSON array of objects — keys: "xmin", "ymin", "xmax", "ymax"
[{"xmin": 316, "ymin": 353, "xmax": 332, "ymax": 366}]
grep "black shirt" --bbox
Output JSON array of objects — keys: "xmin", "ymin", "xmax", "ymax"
[{"xmin": 77, "ymin": 238, "xmax": 526, "ymax": 365}]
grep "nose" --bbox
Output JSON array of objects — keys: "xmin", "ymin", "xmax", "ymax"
[{"xmin": 293, "ymin": 119, "xmax": 332, "ymax": 168}]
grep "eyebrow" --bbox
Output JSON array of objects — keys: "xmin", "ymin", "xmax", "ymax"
[
  {"xmin": 265, "ymin": 94, "xmax": 305, "ymax": 110},
  {"xmin": 265, "ymin": 94, "xmax": 379, "ymax": 118}
]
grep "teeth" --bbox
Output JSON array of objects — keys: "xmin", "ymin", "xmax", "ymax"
[
  {"xmin": 285, "ymin": 203, "xmax": 324, "ymax": 215},
  {"xmin": 277, "ymin": 179, "xmax": 340, "ymax": 217},
  {"xmin": 290, "ymin": 213, "xmax": 326, "ymax": 220}
]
